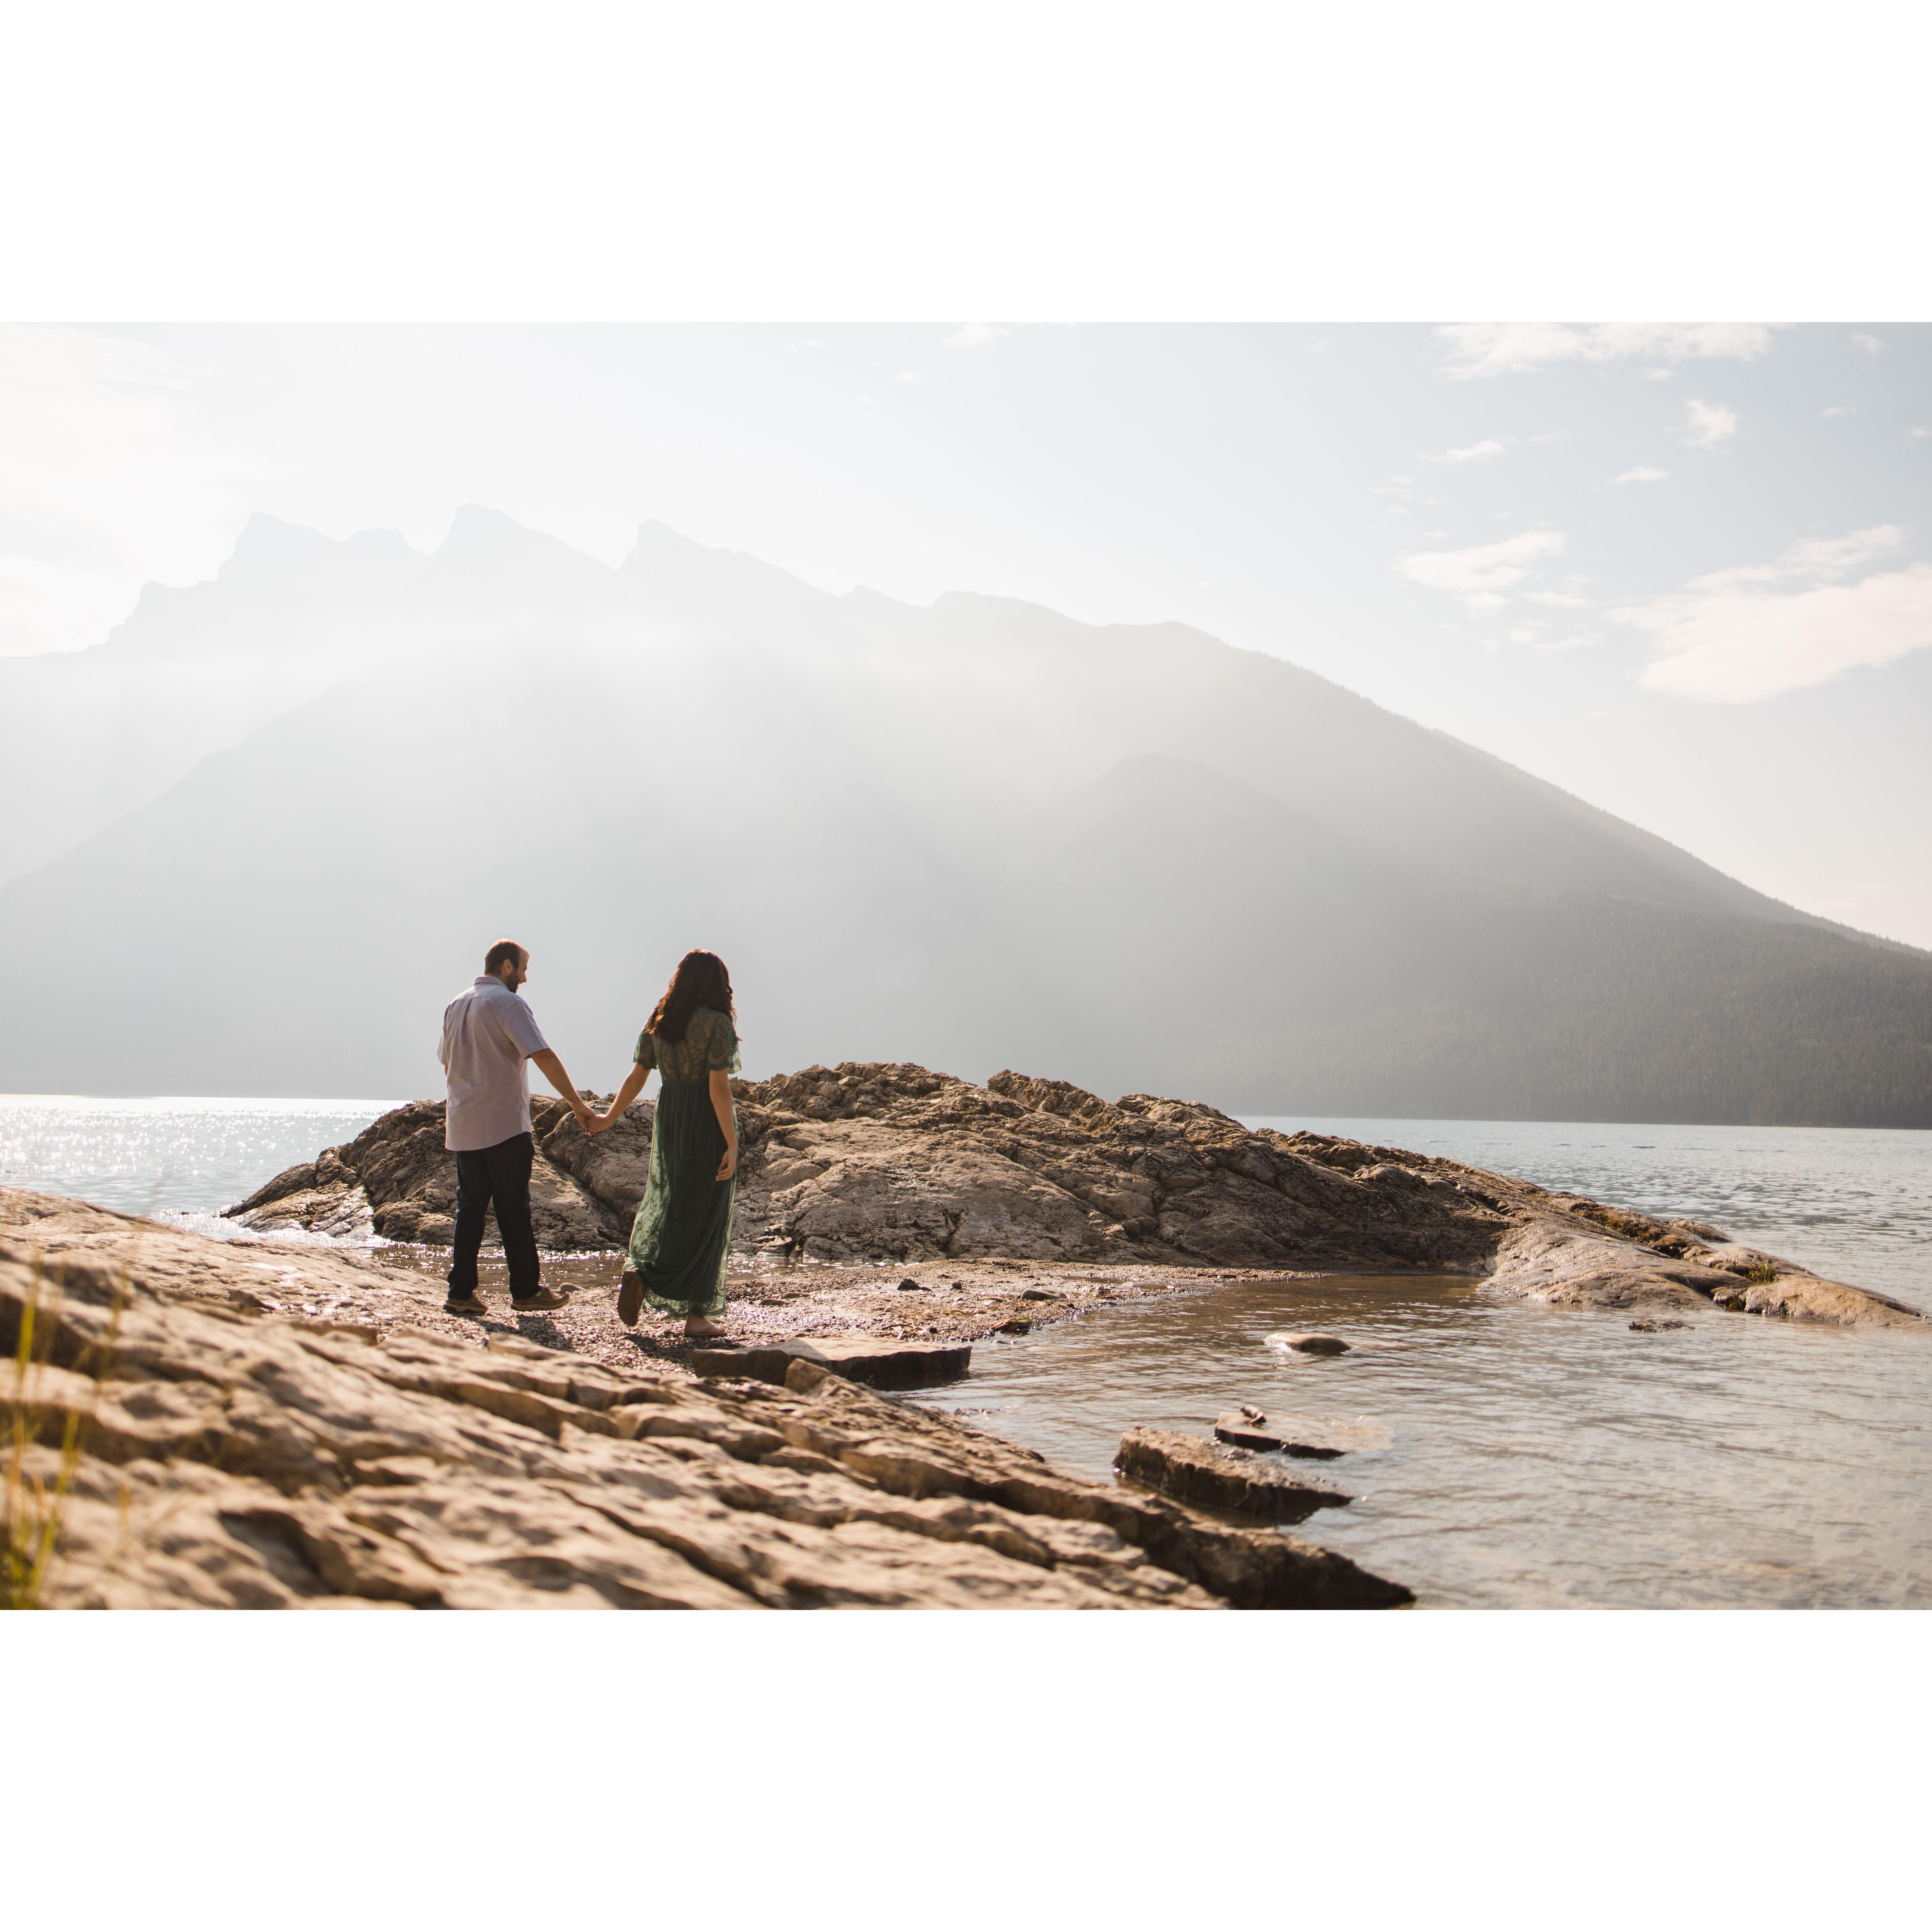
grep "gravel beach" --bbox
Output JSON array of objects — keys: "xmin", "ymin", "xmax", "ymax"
[{"xmin": 307, "ymin": 1246, "xmax": 1322, "ymax": 1377}]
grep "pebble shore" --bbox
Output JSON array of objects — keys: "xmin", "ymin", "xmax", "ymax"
[{"xmin": 317, "ymin": 1246, "xmax": 1327, "ymax": 1378}]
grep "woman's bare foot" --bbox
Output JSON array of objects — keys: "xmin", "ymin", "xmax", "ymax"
[{"xmin": 684, "ymin": 1317, "xmax": 726, "ymax": 1341}]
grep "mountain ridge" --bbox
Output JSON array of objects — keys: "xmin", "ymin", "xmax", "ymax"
[{"xmin": 4, "ymin": 509, "xmax": 1928, "ymax": 1120}]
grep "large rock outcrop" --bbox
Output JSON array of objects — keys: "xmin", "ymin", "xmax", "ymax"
[
  {"xmin": 228, "ymin": 1062, "xmax": 1924, "ymax": 1329},
  {"xmin": 1, "ymin": 1189, "xmax": 1410, "ymax": 1610}
]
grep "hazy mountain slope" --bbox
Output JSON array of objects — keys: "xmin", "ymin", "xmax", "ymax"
[
  {"xmin": 1003, "ymin": 756, "xmax": 1932, "ymax": 1123},
  {"xmin": 0, "ymin": 516, "xmax": 423, "ymax": 885},
  {"xmin": 0, "ymin": 633, "xmax": 1005, "ymax": 1094},
  {"xmin": 0, "ymin": 507, "xmax": 636, "ymax": 887},
  {"xmin": 3, "ymin": 510, "xmax": 1927, "ymax": 1122}
]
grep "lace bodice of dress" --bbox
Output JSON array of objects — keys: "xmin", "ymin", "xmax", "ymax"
[{"xmin": 633, "ymin": 1006, "xmax": 741, "ymax": 1086}]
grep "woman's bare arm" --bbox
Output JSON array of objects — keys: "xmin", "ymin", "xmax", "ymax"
[
  {"xmin": 587, "ymin": 1063, "xmax": 648, "ymax": 1134},
  {"xmin": 708, "ymin": 1069, "xmax": 738, "ymax": 1180}
]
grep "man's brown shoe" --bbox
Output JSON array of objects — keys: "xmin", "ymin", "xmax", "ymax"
[
  {"xmin": 510, "ymin": 1287, "xmax": 573, "ymax": 1312},
  {"xmin": 617, "ymin": 1271, "xmax": 644, "ymax": 1328},
  {"xmin": 443, "ymin": 1292, "xmax": 488, "ymax": 1316}
]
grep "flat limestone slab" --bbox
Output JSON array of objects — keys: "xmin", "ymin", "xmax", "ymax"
[
  {"xmin": 1117, "ymin": 1425, "xmax": 1352, "ymax": 1525},
  {"xmin": 1214, "ymin": 1410, "xmax": 1346, "ymax": 1458},
  {"xmin": 693, "ymin": 1333, "xmax": 972, "ymax": 1391}
]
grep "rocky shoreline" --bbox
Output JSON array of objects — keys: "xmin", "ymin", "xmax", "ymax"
[
  {"xmin": 7, "ymin": 1063, "xmax": 1921, "ymax": 1611},
  {"xmin": 318, "ymin": 1240, "xmax": 1302, "ymax": 1381},
  {"xmin": 2, "ymin": 1188, "xmax": 1410, "ymax": 1609},
  {"xmin": 231, "ymin": 1062, "xmax": 1926, "ymax": 1330}
]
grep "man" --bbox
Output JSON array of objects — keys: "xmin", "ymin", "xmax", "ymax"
[{"xmin": 438, "ymin": 939, "xmax": 593, "ymax": 1316}]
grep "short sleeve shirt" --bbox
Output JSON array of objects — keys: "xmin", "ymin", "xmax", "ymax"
[{"xmin": 440, "ymin": 977, "xmax": 550, "ymax": 1150}]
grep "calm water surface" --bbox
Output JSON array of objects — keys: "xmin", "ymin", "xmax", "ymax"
[
  {"xmin": 0, "ymin": 1095, "xmax": 394, "ymax": 1235},
  {"xmin": 1245, "ymin": 1115, "xmax": 1932, "ymax": 1304},
  {"xmin": 938, "ymin": 1274, "xmax": 1932, "ymax": 1608},
  {"xmin": 5, "ymin": 1097, "xmax": 1927, "ymax": 1606}
]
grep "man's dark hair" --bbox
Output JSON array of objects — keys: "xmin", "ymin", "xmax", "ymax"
[{"xmin": 484, "ymin": 939, "xmax": 527, "ymax": 977}]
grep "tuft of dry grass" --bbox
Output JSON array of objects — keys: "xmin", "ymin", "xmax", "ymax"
[{"xmin": 3, "ymin": 1256, "xmax": 125, "ymax": 1610}]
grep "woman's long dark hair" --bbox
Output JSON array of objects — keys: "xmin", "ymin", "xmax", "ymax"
[{"xmin": 645, "ymin": 949, "xmax": 736, "ymax": 1045}]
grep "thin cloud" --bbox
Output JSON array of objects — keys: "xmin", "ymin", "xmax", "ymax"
[
  {"xmin": 1506, "ymin": 621, "xmax": 1593, "ymax": 651},
  {"xmin": 1370, "ymin": 475, "xmax": 1437, "ymax": 516},
  {"xmin": 1692, "ymin": 526, "xmax": 1904, "ymax": 593},
  {"xmin": 1617, "ymin": 525, "xmax": 1931, "ymax": 702},
  {"xmin": 1397, "ymin": 529, "xmax": 1565, "ymax": 609},
  {"xmin": 1615, "ymin": 466, "xmax": 1669, "ymax": 484},
  {"xmin": 1681, "ymin": 399, "xmax": 1738, "ymax": 449},
  {"xmin": 1852, "ymin": 332, "xmax": 1886, "ymax": 355},
  {"xmin": 1427, "ymin": 439, "xmax": 1506, "ymax": 463},
  {"xmin": 942, "ymin": 322, "xmax": 1009, "ymax": 349},
  {"xmin": 1822, "ymin": 405, "xmax": 1856, "ymax": 419},
  {"xmin": 1435, "ymin": 322, "xmax": 1775, "ymax": 380}
]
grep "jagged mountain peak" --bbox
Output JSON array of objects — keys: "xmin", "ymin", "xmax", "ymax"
[{"xmin": 435, "ymin": 503, "xmax": 612, "ymax": 573}]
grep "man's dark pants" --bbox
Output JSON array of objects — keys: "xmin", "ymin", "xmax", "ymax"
[{"xmin": 448, "ymin": 1131, "xmax": 541, "ymax": 1300}]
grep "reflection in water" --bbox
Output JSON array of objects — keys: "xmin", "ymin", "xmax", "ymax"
[{"xmin": 927, "ymin": 1276, "xmax": 1932, "ymax": 1608}]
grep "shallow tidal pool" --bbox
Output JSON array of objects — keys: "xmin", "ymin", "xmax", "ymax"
[{"xmin": 922, "ymin": 1275, "xmax": 1932, "ymax": 1609}]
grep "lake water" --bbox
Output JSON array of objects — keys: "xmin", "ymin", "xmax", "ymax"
[
  {"xmin": 0, "ymin": 1094, "xmax": 394, "ymax": 1238},
  {"xmin": 945, "ymin": 1273, "xmax": 1931, "ymax": 1608},
  {"xmin": 1243, "ymin": 1115, "xmax": 1932, "ymax": 1306},
  {"xmin": 4, "ymin": 1097, "xmax": 1926, "ymax": 1607}
]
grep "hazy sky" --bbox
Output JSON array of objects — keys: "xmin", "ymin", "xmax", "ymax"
[{"xmin": 3, "ymin": 320, "xmax": 1929, "ymax": 942}]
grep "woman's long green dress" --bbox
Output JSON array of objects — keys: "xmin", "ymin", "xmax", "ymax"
[{"xmin": 625, "ymin": 1006, "xmax": 741, "ymax": 1318}]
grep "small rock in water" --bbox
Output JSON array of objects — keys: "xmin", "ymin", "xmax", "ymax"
[
  {"xmin": 1214, "ymin": 1410, "xmax": 1286, "ymax": 1452},
  {"xmin": 694, "ymin": 1333, "xmax": 970, "ymax": 1390},
  {"xmin": 1117, "ymin": 1427, "xmax": 1353, "ymax": 1525},
  {"xmin": 1020, "ymin": 1287, "xmax": 1063, "ymax": 1302},
  {"xmin": 1215, "ymin": 1409, "xmax": 1352, "ymax": 1458},
  {"xmin": 1238, "ymin": 1403, "xmax": 1266, "ymax": 1424},
  {"xmin": 1629, "ymin": 1318, "xmax": 1690, "ymax": 1332},
  {"xmin": 1268, "ymin": 1332, "xmax": 1351, "ymax": 1356},
  {"xmin": 998, "ymin": 1317, "xmax": 1033, "ymax": 1335}
]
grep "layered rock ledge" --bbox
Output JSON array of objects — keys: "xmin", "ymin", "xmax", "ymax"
[
  {"xmin": 230, "ymin": 1063, "xmax": 1924, "ymax": 1329},
  {"xmin": 0, "ymin": 1189, "xmax": 1411, "ymax": 1610}
]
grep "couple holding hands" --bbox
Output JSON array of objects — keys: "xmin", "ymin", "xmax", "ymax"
[{"xmin": 437, "ymin": 942, "xmax": 740, "ymax": 1340}]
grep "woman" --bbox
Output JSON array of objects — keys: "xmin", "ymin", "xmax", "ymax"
[{"xmin": 586, "ymin": 949, "xmax": 740, "ymax": 1340}]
